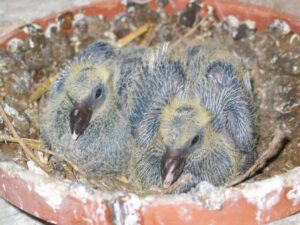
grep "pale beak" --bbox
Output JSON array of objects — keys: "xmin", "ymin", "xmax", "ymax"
[{"xmin": 161, "ymin": 148, "xmax": 186, "ymax": 188}]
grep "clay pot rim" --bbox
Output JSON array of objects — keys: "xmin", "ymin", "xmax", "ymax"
[
  {"xmin": 204, "ymin": 0, "xmax": 300, "ymax": 33},
  {"xmin": 0, "ymin": 161, "xmax": 300, "ymax": 225}
]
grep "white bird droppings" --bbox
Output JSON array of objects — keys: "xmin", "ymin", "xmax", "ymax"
[
  {"xmin": 241, "ymin": 177, "xmax": 283, "ymax": 211},
  {"xmin": 287, "ymin": 185, "xmax": 300, "ymax": 206}
]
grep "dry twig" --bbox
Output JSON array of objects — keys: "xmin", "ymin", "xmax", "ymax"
[
  {"xmin": 28, "ymin": 75, "xmax": 57, "ymax": 104},
  {"xmin": 115, "ymin": 23, "xmax": 155, "ymax": 48},
  {"xmin": 0, "ymin": 134, "xmax": 83, "ymax": 175},
  {"xmin": 139, "ymin": 23, "xmax": 156, "ymax": 47},
  {"xmin": 88, "ymin": 175, "xmax": 133, "ymax": 192},
  {"xmin": 0, "ymin": 134, "xmax": 44, "ymax": 149},
  {"xmin": 32, "ymin": 147, "xmax": 86, "ymax": 177},
  {"xmin": 169, "ymin": 17, "xmax": 215, "ymax": 51},
  {"xmin": 226, "ymin": 129, "xmax": 286, "ymax": 187},
  {"xmin": 0, "ymin": 117, "xmax": 85, "ymax": 177},
  {"xmin": 169, "ymin": 21, "xmax": 203, "ymax": 51},
  {"xmin": 0, "ymin": 104, "xmax": 51, "ymax": 173}
]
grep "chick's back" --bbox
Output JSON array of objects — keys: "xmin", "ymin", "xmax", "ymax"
[{"xmin": 121, "ymin": 45, "xmax": 186, "ymax": 147}]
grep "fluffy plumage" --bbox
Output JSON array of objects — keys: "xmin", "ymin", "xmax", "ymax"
[
  {"xmin": 121, "ymin": 44, "xmax": 186, "ymax": 142},
  {"xmin": 130, "ymin": 43, "xmax": 257, "ymax": 193},
  {"xmin": 41, "ymin": 41, "xmax": 132, "ymax": 176},
  {"xmin": 183, "ymin": 43, "xmax": 256, "ymax": 154}
]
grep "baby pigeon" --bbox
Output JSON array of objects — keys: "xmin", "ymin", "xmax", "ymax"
[
  {"xmin": 41, "ymin": 41, "xmax": 132, "ymax": 176},
  {"xmin": 130, "ymin": 44, "xmax": 257, "ymax": 193}
]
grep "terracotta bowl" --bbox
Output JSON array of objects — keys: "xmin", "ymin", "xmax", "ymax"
[{"xmin": 0, "ymin": 1, "xmax": 300, "ymax": 224}]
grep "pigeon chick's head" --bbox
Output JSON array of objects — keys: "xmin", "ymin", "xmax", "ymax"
[
  {"xmin": 64, "ymin": 62, "xmax": 114, "ymax": 141},
  {"xmin": 49, "ymin": 41, "xmax": 118, "ymax": 140},
  {"xmin": 159, "ymin": 98, "xmax": 211, "ymax": 188},
  {"xmin": 52, "ymin": 41, "xmax": 117, "ymax": 140}
]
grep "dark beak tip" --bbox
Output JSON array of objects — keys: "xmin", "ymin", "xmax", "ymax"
[{"xmin": 69, "ymin": 102, "xmax": 93, "ymax": 140}]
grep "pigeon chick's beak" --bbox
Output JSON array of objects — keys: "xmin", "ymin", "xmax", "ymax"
[
  {"xmin": 161, "ymin": 148, "xmax": 186, "ymax": 189},
  {"xmin": 69, "ymin": 101, "xmax": 92, "ymax": 140}
]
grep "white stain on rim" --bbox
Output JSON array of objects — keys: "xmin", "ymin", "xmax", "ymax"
[
  {"xmin": 73, "ymin": 209, "xmax": 78, "ymax": 216},
  {"xmin": 17, "ymin": 195, "xmax": 24, "ymax": 210},
  {"xmin": 287, "ymin": 185, "xmax": 300, "ymax": 206},
  {"xmin": 96, "ymin": 203, "xmax": 107, "ymax": 223},
  {"xmin": 0, "ymin": 162, "xmax": 69, "ymax": 210},
  {"xmin": 241, "ymin": 176, "xmax": 283, "ymax": 211},
  {"xmin": 69, "ymin": 184, "xmax": 88, "ymax": 202},
  {"xmin": 241, "ymin": 176, "xmax": 284, "ymax": 223},
  {"xmin": 24, "ymin": 161, "xmax": 65, "ymax": 210},
  {"xmin": 27, "ymin": 161, "xmax": 48, "ymax": 177},
  {"xmin": 256, "ymin": 210, "xmax": 262, "ymax": 223},
  {"xmin": 178, "ymin": 207, "xmax": 192, "ymax": 222},
  {"xmin": 82, "ymin": 217, "xmax": 94, "ymax": 225},
  {"xmin": 34, "ymin": 182, "xmax": 65, "ymax": 210},
  {"xmin": 114, "ymin": 194, "xmax": 142, "ymax": 225},
  {"xmin": 124, "ymin": 198, "xmax": 141, "ymax": 225},
  {"xmin": 27, "ymin": 184, "xmax": 32, "ymax": 192},
  {"xmin": 190, "ymin": 181, "xmax": 228, "ymax": 210},
  {"xmin": 34, "ymin": 211, "xmax": 39, "ymax": 217}
]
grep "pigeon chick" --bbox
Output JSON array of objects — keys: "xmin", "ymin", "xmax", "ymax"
[
  {"xmin": 41, "ymin": 41, "xmax": 132, "ymax": 176},
  {"xmin": 130, "ymin": 45, "xmax": 257, "ymax": 193}
]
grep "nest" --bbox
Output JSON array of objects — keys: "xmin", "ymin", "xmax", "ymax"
[{"xmin": 0, "ymin": 1, "xmax": 299, "ymax": 194}]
